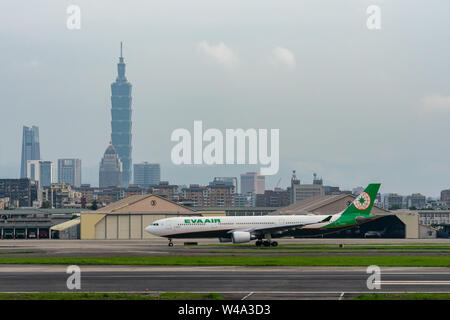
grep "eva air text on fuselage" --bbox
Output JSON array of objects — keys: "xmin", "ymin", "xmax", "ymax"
[{"xmin": 184, "ymin": 218, "xmax": 221, "ymax": 224}]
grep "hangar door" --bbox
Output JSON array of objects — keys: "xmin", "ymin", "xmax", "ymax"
[{"xmin": 97, "ymin": 214, "xmax": 166, "ymax": 239}]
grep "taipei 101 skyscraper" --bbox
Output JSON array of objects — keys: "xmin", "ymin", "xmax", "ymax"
[{"xmin": 110, "ymin": 42, "xmax": 132, "ymax": 186}]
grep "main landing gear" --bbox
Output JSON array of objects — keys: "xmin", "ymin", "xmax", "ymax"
[
  {"xmin": 168, "ymin": 239, "xmax": 173, "ymax": 247},
  {"xmin": 255, "ymin": 233, "xmax": 278, "ymax": 247},
  {"xmin": 255, "ymin": 240, "xmax": 278, "ymax": 247}
]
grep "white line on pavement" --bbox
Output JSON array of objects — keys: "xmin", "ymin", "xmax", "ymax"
[{"xmin": 241, "ymin": 292, "xmax": 254, "ymax": 300}]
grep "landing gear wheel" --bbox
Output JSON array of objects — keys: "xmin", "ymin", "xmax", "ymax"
[
  {"xmin": 168, "ymin": 239, "xmax": 174, "ymax": 247},
  {"xmin": 270, "ymin": 241, "xmax": 278, "ymax": 247},
  {"xmin": 255, "ymin": 240, "xmax": 262, "ymax": 247},
  {"xmin": 263, "ymin": 241, "xmax": 270, "ymax": 247}
]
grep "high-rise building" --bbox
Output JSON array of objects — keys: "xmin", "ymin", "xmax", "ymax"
[
  {"xmin": 291, "ymin": 184, "xmax": 325, "ymax": 203},
  {"xmin": 205, "ymin": 178, "xmax": 237, "ymax": 207},
  {"xmin": 148, "ymin": 181, "xmax": 179, "ymax": 202},
  {"xmin": 133, "ymin": 162, "xmax": 160, "ymax": 187},
  {"xmin": 39, "ymin": 161, "xmax": 53, "ymax": 188},
  {"xmin": 182, "ymin": 184, "xmax": 208, "ymax": 207},
  {"xmin": 26, "ymin": 160, "xmax": 40, "ymax": 183},
  {"xmin": 99, "ymin": 143, "xmax": 123, "ymax": 188},
  {"xmin": 235, "ymin": 193, "xmax": 255, "ymax": 207},
  {"xmin": 210, "ymin": 177, "xmax": 237, "ymax": 194},
  {"xmin": 212, "ymin": 177, "xmax": 238, "ymax": 192},
  {"xmin": 255, "ymin": 188, "xmax": 290, "ymax": 207},
  {"xmin": 441, "ymin": 189, "xmax": 450, "ymax": 204},
  {"xmin": 312, "ymin": 173, "xmax": 323, "ymax": 185},
  {"xmin": 58, "ymin": 159, "xmax": 82, "ymax": 187},
  {"xmin": 290, "ymin": 171, "xmax": 324, "ymax": 204},
  {"xmin": 406, "ymin": 193, "xmax": 427, "ymax": 209},
  {"xmin": 240, "ymin": 172, "xmax": 265, "ymax": 195},
  {"xmin": 26, "ymin": 160, "xmax": 54, "ymax": 189},
  {"xmin": 20, "ymin": 125, "xmax": 40, "ymax": 178},
  {"xmin": 111, "ymin": 42, "xmax": 132, "ymax": 187},
  {"xmin": 181, "ymin": 181, "xmax": 237, "ymax": 207},
  {"xmin": 41, "ymin": 183, "xmax": 82, "ymax": 208},
  {"xmin": 0, "ymin": 178, "xmax": 38, "ymax": 207},
  {"xmin": 383, "ymin": 193, "xmax": 403, "ymax": 210},
  {"xmin": 206, "ymin": 182, "xmax": 235, "ymax": 207},
  {"xmin": 324, "ymin": 185, "xmax": 341, "ymax": 195}
]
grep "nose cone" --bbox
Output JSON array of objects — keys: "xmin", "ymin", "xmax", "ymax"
[{"xmin": 145, "ymin": 225, "xmax": 154, "ymax": 234}]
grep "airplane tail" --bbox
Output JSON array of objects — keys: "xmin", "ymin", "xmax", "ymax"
[{"xmin": 341, "ymin": 183, "xmax": 381, "ymax": 216}]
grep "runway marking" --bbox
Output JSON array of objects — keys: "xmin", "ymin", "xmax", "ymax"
[
  {"xmin": 50, "ymin": 251, "xmax": 168, "ymax": 255},
  {"xmin": 377, "ymin": 281, "xmax": 450, "ymax": 285},
  {"xmin": 383, "ymin": 273, "xmax": 450, "ymax": 275},
  {"xmin": 241, "ymin": 292, "xmax": 253, "ymax": 300},
  {"xmin": 339, "ymin": 292, "xmax": 345, "ymax": 300}
]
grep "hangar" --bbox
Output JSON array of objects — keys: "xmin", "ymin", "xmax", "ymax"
[
  {"xmin": 80, "ymin": 194, "xmax": 199, "ymax": 240},
  {"xmin": 272, "ymin": 194, "xmax": 419, "ymax": 238}
]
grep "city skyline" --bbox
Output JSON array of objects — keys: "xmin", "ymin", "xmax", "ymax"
[{"xmin": 1, "ymin": 1, "xmax": 450, "ymax": 196}]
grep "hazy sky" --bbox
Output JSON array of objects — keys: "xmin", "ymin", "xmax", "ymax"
[{"xmin": 0, "ymin": 1, "xmax": 449, "ymax": 196}]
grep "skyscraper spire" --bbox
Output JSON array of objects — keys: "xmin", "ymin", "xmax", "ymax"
[
  {"xmin": 110, "ymin": 42, "xmax": 133, "ymax": 187},
  {"xmin": 116, "ymin": 42, "xmax": 127, "ymax": 82},
  {"xmin": 117, "ymin": 42, "xmax": 126, "ymax": 80}
]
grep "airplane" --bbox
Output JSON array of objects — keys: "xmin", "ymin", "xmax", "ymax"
[{"xmin": 145, "ymin": 183, "xmax": 381, "ymax": 247}]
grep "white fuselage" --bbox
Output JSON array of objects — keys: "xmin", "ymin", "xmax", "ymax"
[{"xmin": 145, "ymin": 214, "xmax": 340, "ymax": 238}]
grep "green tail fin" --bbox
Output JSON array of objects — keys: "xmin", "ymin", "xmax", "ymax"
[{"xmin": 342, "ymin": 183, "xmax": 381, "ymax": 216}]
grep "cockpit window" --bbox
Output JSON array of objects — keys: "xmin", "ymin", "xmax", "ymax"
[{"xmin": 152, "ymin": 223, "xmax": 159, "ymax": 226}]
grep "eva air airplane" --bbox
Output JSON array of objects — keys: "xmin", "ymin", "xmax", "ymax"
[{"xmin": 145, "ymin": 183, "xmax": 381, "ymax": 247}]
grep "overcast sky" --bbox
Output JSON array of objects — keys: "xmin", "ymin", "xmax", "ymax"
[{"xmin": 0, "ymin": 1, "xmax": 449, "ymax": 196}]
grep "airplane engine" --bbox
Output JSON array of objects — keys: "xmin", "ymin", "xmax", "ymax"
[{"xmin": 231, "ymin": 231, "xmax": 254, "ymax": 243}]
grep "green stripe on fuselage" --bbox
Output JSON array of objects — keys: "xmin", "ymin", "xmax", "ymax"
[{"xmin": 166, "ymin": 229, "xmax": 232, "ymax": 239}]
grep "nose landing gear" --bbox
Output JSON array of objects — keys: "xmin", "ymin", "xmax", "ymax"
[{"xmin": 168, "ymin": 239, "xmax": 173, "ymax": 247}]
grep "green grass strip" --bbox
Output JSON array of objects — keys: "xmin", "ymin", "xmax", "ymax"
[
  {"xmin": 205, "ymin": 250, "xmax": 450, "ymax": 254},
  {"xmin": 1, "ymin": 256, "xmax": 450, "ymax": 267},
  {"xmin": 0, "ymin": 251, "xmax": 34, "ymax": 255},
  {"xmin": 200, "ymin": 244, "xmax": 450, "ymax": 250},
  {"xmin": 353, "ymin": 293, "xmax": 450, "ymax": 300}
]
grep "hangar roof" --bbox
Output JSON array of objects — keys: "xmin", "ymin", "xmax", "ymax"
[
  {"xmin": 2, "ymin": 208, "xmax": 85, "ymax": 215},
  {"xmin": 271, "ymin": 194, "xmax": 390, "ymax": 215},
  {"xmin": 50, "ymin": 217, "xmax": 81, "ymax": 231},
  {"xmin": 87, "ymin": 194, "xmax": 197, "ymax": 215}
]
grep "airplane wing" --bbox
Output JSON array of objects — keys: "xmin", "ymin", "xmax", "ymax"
[{"xmin": 229, "ymin": 216, "xmax": 333, "ymax": 236}]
